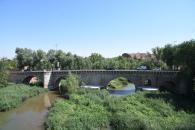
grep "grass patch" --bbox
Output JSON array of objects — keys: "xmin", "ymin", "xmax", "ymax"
[
  {"xmin": 45, "ymin": 89, "xmax": 195, "ymax": 130},
  {"xmin": 0, "ymin": 84, "xmax": 47, "ymax": 111}
]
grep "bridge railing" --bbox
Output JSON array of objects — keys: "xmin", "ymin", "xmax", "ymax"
[{"xmin": 9, "ymin": 70, "xmax": 179, "ymax": 73}]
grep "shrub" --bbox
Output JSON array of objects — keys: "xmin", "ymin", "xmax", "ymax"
[
  {"xmin": 45, "ymin": 99, "xmax": 109, "ymax": 130},
  {"xmin": 46, "ymin": 89, "xmax": 195, "ymax": 130},
  {"xmin": 59, "ymin": 73, "xmax": 79, "ymax": 95},
  {"xmin": 0, "ymin": 61, "xmax": 8, "ymax": 88},
  {"xmin": 107, "ymin": 77, "xmax": 129, "ymax": 89},
  {"xmin": 110, "ymin": 112, "xmax": 151, "ymax": 130}
]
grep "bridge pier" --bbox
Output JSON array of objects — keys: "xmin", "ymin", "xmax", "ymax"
[{"xmin": 43, "ymin": 71, "xmax": 52, "ymax": 89}]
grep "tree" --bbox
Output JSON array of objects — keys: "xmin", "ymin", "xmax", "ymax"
[
  {"xmin": 89, "ymin": 53, "xmax": 105, "ymax": 69},
  {"xmin": 15, "ymin": 48, "xmax": 34, "ymax": 70},
  {"xmin": 61, "ymin": 53, "xmax": 75, "ymax": 70},
  {"xmin": 73, "ymin": 55, "xmax": 85, "ymax": 69},
  {"xmin": 0, "ymin": 58, "xmax": 17, "ymax": 70},
  {"xmin": 152, "ymin": 47, "xmax": 163, "ymax": 62},
  {"xmin": 47, "ymin": 49, "xmax": 56, "ymax": 69},
  {"xmin": 176, "ymin": 40, "xmax": 195, "ymax": 72},
  {"xmin": 0, "ymin": 60, "xmax": 8, "ymax": 88},
  {"xmin": 104, "ymin": 58, "xmax": 119, "ymax": 70},
  {"xmin": 161, "ymin": 44, "xmax": 176, "ymax": 69},
  {"xmin": 33, "ymin": 49, "xmax": 50, "ymax": 70}
]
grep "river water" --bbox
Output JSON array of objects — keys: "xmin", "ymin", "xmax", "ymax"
[{"xmin": 0, "ymin": 91, "xmax": 60, "ymax": 130}]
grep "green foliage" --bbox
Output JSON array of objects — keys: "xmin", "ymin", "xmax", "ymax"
[
  {"xmin": 107, "ymin": 77, "xmax": 129, "ymax": 89},
  {"xmin": 153, "ymin": 40, "xmax": 195, "ymax": 94},
  {"xmin": 110, "ymin": 112, "xmax": 151, "ymax": 130},
  {"xmin": 161, "ymin": 44, "xmax": 177, "ymax": 68},
  {"xmin": 46, "ymin": 89, "xmax": 195, "ymax": 130},
  {"xmin": 0, "ymin": 60, "xmax": 8, "ymax": 88},
  {"xmin": 0, "ymin": 84, "xmax": 47, "ymax": 111},
  {"xmin": 45, "ymin": 89, "xmax": 110, "ymax": 130},
  {"xmin": 15, "ymin": 47, "xmax": 168, "ymax": 71},
  {"xmin": 13, "ymin": 40, "xmax": 195, "ymax": 72},
  {"xmin": 15, "ymin": 48, "xmax": 34, "ymax": 70},
  {"xmin": 176, "ymin": 40, "xmax": 195, "ymax": 72},
  {"xmin": 153, "ymin": 40, "xmax": 195, "ymax": 72},
  {"xmin": 0, "ymin": 58, "xmax": 17, "ymax": 70},
  {"xmin": 59, "ymin": 73, "xmax": 79, "ymax": 95}
]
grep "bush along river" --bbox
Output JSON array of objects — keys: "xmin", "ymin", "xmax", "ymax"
[
  {"xmin": 107, "ymin": 77, "xmax": 136, "ymax": 95},
  {"xmin": 108, "ymin": 83, "xmax": 135, "ymax": 95},
  {"xmin": 0, "ymin": 91, "xmax": 61, "ymax": 130}
]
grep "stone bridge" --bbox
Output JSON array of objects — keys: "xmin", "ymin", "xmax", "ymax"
[
  {"xmin": 9, "ymin": 70, "xmax": 185, "ymax": 93},
  {"xmin": 8, "ymin": 70, "xmax": 187, "ymax": 94}
]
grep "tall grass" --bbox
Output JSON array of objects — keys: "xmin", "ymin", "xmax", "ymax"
[
  {"xmin": 45, "ymin": 89, "xmax": 195, "ymax": 130},
  {"xmin": 0, "ymin": 84, "xmax": 47, "ymax": 111}
]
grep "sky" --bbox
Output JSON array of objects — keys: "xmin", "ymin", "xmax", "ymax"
[{"xmin": 0, "ymin": 0, "xmax": 195, "ymax": 58}]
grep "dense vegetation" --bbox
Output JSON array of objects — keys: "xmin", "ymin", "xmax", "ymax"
[
  {"xmin": 152, "ymin": 40, "xmax": 195, "ymax": 94},
  {"xmin": 45, "ymin": 89, "xmax": 195, "ymax": 130},
  {"xmin": 14, "ymin": 48, "xmax": 164, "ymax": 71},
  {"xmin": 10, "ymin": 39, "xmax": 194, "ymax": 72},
  {"xmin": 59, "ymin": 73, "xmax": 79, "ymax": 96},
  {"xmin": 0, "ymin": 60, "xmax": 8, "ymax": 88},
  {"xmin": 0, "ymin": 84, "xmax": 47, "ymax": 111},
  {"xmin": 107, "ymin": 77, "xmax": 129, "ymax": 89},
  {"xmin": 152, "ymin": 40, "xmax": 195, "ymax": 72}
]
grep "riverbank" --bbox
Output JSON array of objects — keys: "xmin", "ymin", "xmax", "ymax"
[
  {"xmin": 45, "ymin": 89, "xmax": 195, "ymax": 130},
  {"xmin": 0, "ymin": 84, "xmax": 48, "ymax": 111},
  {"xmin": 0, "ymin": 91, "xmax": 60, "ymax": 130}
]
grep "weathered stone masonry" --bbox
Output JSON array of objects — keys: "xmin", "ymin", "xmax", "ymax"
[{"xmin": 8, "ymin": 70, "xmax": 186, "ymax": 94}]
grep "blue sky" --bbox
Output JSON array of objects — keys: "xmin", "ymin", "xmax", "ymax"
[{"xmin": 0, "ymin": 0, "xmax": 194, "ymax": 58}]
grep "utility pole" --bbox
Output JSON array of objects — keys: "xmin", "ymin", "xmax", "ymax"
[
  {"xmin": 55, "ymin": 43, "xmax": 58, "ymax": 51},
  {"xmin": 55, "ymin": 43, "xmax": 60, "ymax": 70}
]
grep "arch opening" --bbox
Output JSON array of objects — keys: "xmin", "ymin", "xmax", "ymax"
[
  {"xmin": 144, "ymin": 79, "xmax": 152, "ymax": 86},
  {"xmin": 23, "ymin": 76, "xmax": 43, "ymax": 87},
  {"xmin": 55, "ymin": 77, "xmax": 66, "ymax": 90},
  {"xmin": 55, "ymin": 76, "xmax": 85, "ymax": 90}
]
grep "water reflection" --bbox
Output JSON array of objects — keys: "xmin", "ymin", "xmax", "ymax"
[{"xmin": 0, "ymin": 91, "xmax": 60, "ymax": 130}]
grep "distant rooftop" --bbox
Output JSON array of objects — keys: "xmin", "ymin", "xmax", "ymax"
[{"xmin": 122, "ymin": 53, "xmax": 154, "ymax": 60}]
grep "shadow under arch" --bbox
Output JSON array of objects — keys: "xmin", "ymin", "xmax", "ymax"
[
  {"xmin": 54, "ymin": 76, "xmax": 67, "ymax": 91},
  {"xmin": 144, "ymin": 79, "xmax": 152, "ymax": 86},
  {"xmin": 159, "ymin": 81, "xmax": 176, "ymax": 93}
]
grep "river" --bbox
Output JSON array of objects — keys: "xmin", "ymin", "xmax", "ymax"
[{"xmin": 0, "ymin": 91, "xmax": 60, "ymax": 130}]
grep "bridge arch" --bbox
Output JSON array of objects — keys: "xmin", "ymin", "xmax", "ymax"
[
  {"xmin": 8, "ymin": 70, "xmax": 181, "ymax": 93},
  {"xmin": 54, "ymin": 76, "xmax": 67, "ymax": 89},
  {"xmin": 22, "ymin": 75, "xmax": 43, "ymax": 86}
]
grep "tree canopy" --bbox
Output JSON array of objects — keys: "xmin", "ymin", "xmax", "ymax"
[{"xmin": 14, "ymin": 48, "xmax": 162, "ymax": 71}]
